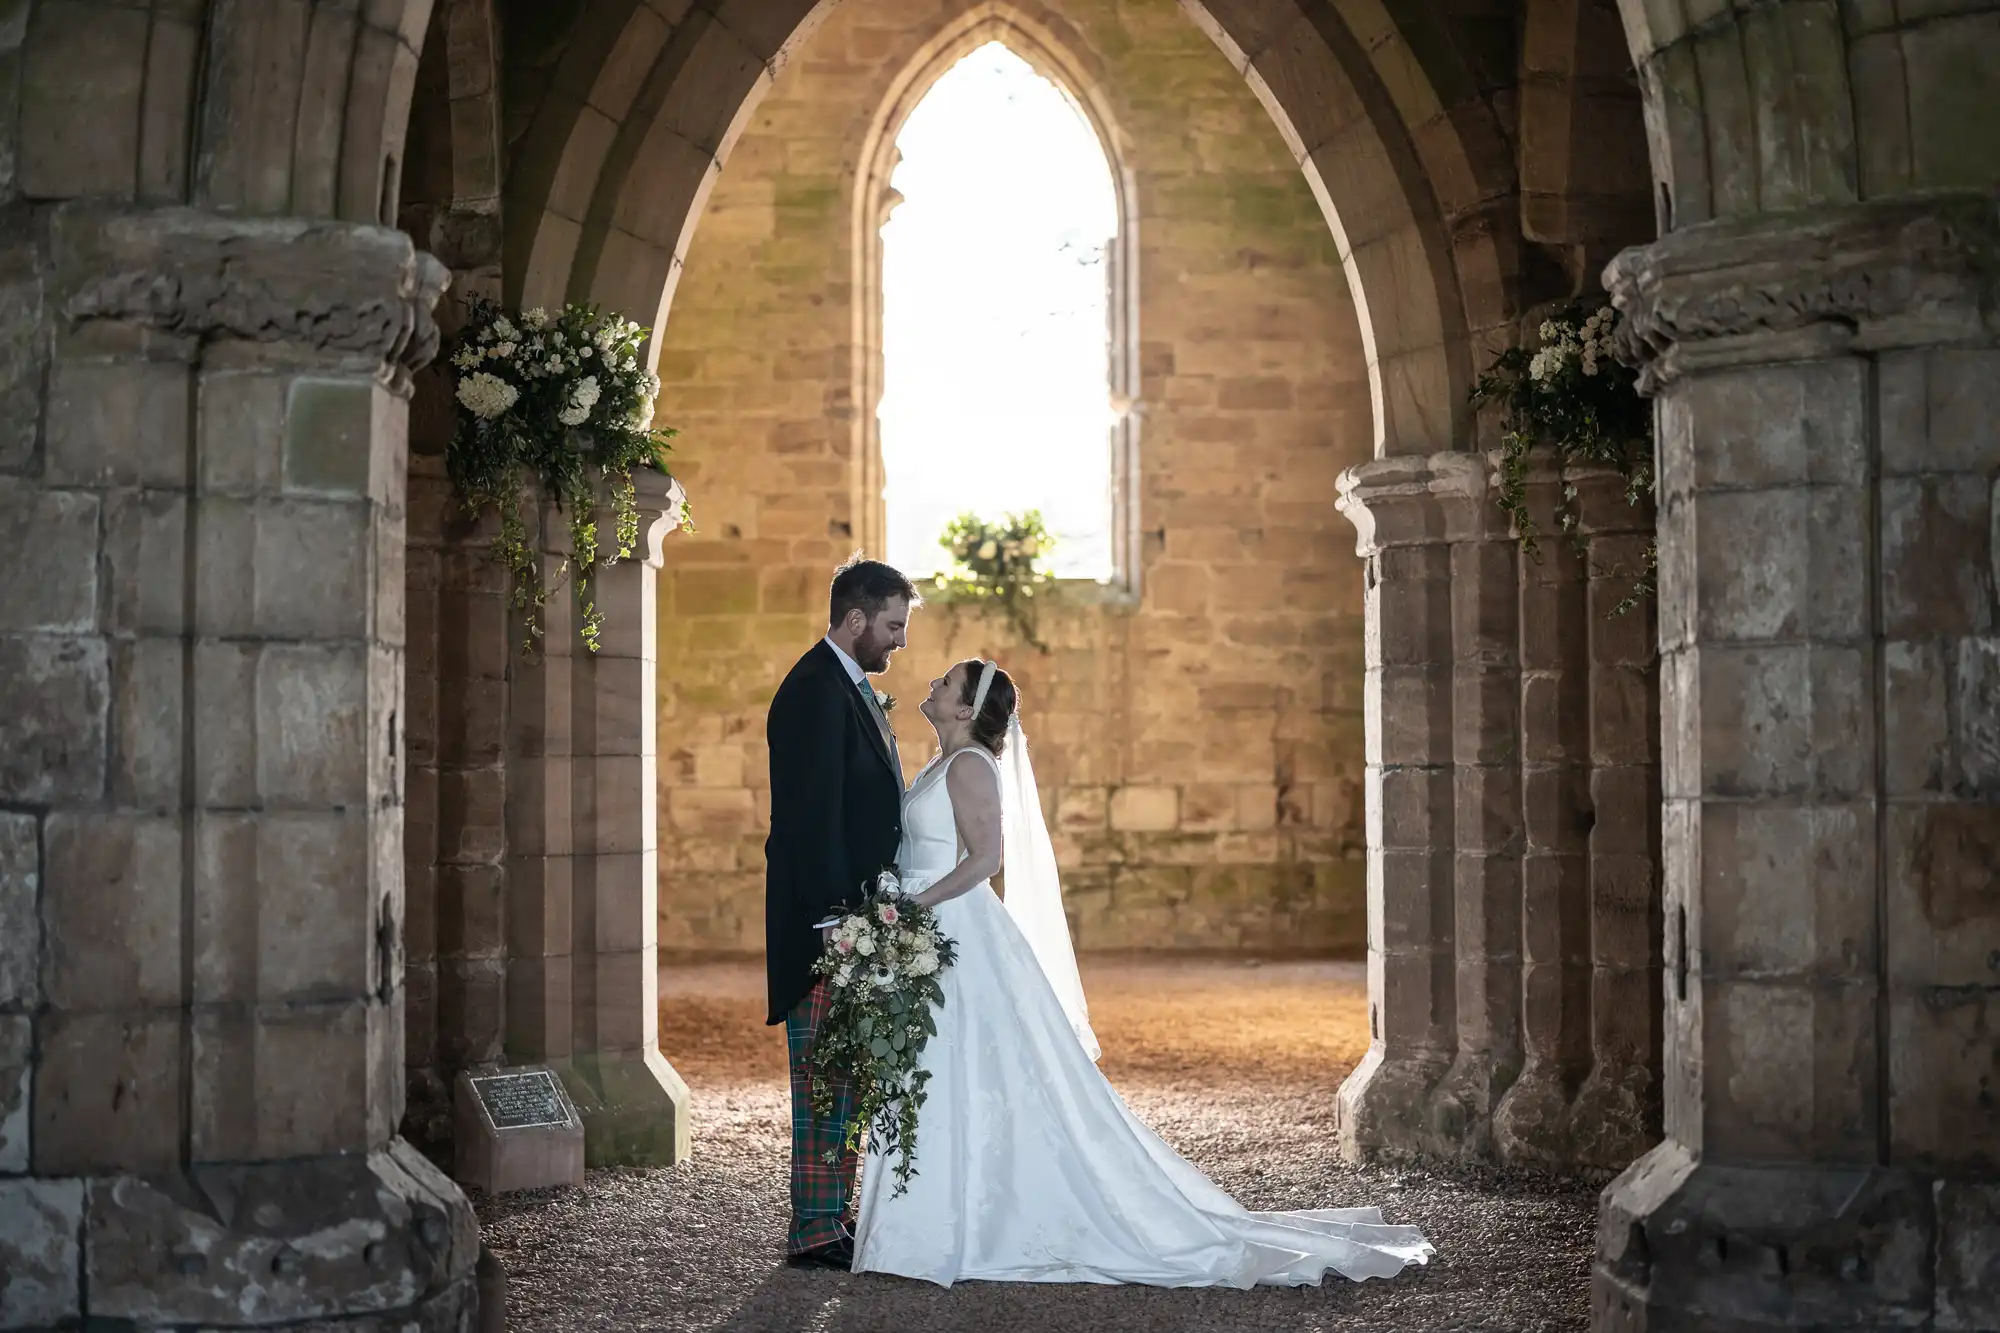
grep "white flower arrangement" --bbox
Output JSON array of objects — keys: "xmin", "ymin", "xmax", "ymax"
[
  {"xmin": 446, "ymin": 298, "xmax": 690, "ymax": 656},
  {"xmin": 1470, "ymin": 301, "xmax": 1654, "ymax": 615}
]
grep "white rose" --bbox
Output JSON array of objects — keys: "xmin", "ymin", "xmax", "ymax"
[
  {"xmin": 455, "ymin": 371, "xmax": 518, "ymax": 421},
  {"xmin": 628, "ymin": 396, "xmax": 656, "ymax": 432},
  {"xmin": 855, "ymin": 935, "xmax": 875, "ymax": 957}
]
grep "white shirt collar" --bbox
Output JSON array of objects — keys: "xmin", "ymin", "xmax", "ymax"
[{"xmin": 823, "ymin": 635, "xmax": 867, "ymax": 686}]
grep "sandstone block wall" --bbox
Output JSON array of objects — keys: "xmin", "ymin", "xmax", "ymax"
[{"xmin": 650, "ymin": 0, "xmax": 1374, "ymax": 957}]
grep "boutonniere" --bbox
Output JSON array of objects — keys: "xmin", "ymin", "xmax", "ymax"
[{"xmin": 875, "ymin": 689, "xmax": 897, "ymax": 713}]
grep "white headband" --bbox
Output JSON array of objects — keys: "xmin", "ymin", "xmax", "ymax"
[{"xmin": 971, "ymin": 660, "xmax": 999, "ymax": 716}]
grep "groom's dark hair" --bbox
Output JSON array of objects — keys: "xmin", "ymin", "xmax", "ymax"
[{"xmin": 828, "ymin": 555, "xmax": 921, "ymax": 629}]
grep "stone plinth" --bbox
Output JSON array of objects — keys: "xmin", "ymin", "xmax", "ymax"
[{"xmin": 453, "ymin": 1066, "xmax": 584, "ymax": 1195}]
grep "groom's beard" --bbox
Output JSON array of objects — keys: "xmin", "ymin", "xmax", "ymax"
[{"xmin": 854, "ymin": 629, "xmax": 897, "ymax": 674}]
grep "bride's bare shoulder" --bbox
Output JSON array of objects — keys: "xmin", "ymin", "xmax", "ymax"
[{"xmin": 941, "ymin": 746, "xmax": 1002, "ymax": 793}]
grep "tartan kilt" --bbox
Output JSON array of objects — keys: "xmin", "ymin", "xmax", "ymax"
[{"xmin": 785, "ymin": 976, "xmax": 858, "ymax": 1253}]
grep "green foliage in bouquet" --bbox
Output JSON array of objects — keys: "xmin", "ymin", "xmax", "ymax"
[
  {"xmin": 808, "ymin": 869, "xmax": 959, "ymax": 1196},
  {"xmin": 932, "ymin": 510, "xmax": 1056, "ymax": 652},
  {"xmin": 445, "ymin": 298, "xmax": 692, "ymax": 655},
  {"xmin": 1470, "ymin": 301, "xmax": 1655, "ymax": 615}
]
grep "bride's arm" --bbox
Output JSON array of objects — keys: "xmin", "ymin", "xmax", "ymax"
[{"xmin": 910, "ymin": 756, "xmax": 1003, "ymax": 907}]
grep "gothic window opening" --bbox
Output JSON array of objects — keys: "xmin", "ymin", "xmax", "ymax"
[{"xmin": 874, "ymin": 40, "xmax": 1130, "ymax": 585}]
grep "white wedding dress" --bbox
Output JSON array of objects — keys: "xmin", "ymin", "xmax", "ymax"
[{"xmin": 851, "ymin": 744, "xmax": 1434, "ymax": 1288}]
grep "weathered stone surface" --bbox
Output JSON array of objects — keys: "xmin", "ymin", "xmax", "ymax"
[
  {"xmin": 85, "ymin": 1142, "xmax": 477, "ymax": 1326},
  {"xmin": 0, "ymin": 479, "xmax": 99, "ymax": 632},
  {"xmin": 0, "ymin": 1014, "xmax": 29, "ymax": 1173},
  {"xmin": 43, "ymin": 356, "xmax": 191, "ymax": 488},
  {"xmin": 0, "ymin": 634, "xmax": 108, "ymax": 803},
  {"xmin": 563, "ymin": 1049, "xmax": 691, "ymax": 1168},
  {"xmin": 1608, "ymin": 193, "xmax": 2000, "ymax": 388},
  {"xmin": 57, "ymin": 205, "xmax": 451, "ymax": 381},
  {"xmin": 32, "ymin": 1009, "xmax": 181, "ymax": 1174},
  {"xmin": 0, "ymin": 1177, "xmax": 83, "ymax": 1328},
  {"xmin": 0, "ymin": 243, "xmax": 47, "ymax": 474},
  {"xmin": 41, "ymin": 813, "xmax": 183, "ymax": 1009},
  {"xmin": 0, "ymin": 812, "xmax": 37, "ymax": 1008},
  {"xmin": 1597, "ymin": 1149, "xmax": 1950, "ymax": 1331}
]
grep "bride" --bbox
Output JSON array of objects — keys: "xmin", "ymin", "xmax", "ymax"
[{"xmin": 849, "ymin": 658, "xmax": 1434, "ymax": 1288}]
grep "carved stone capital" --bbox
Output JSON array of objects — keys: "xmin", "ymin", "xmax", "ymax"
[
  {"xmin": 1605, "ymin": 192, "xmax": 2000, "ymax": 390},
  {"xmin": 1335, "ymin": 451, "xmax": 1504, "ymax": 556},
  {"xmin": 625, "ymin": 468, "xmax": 691, "ymax": 570},
  {"xmin": 55, "ymin": 205, "xmax": 450, "ymax": 384}
]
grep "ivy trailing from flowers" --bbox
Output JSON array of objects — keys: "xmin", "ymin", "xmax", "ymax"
[
  {"xmin": 446, "ymin": 299, "xmax": 690, "ymax": 655},
  {"xmin": 1469, "ymin": 301, "xmax": 1655, "ymax": 615},
  {"xmin": 932, "ymin": 511, "xmax": 1057, "ymax": 652}
]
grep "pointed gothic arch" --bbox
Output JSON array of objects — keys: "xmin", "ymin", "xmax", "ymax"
[{"xmin": 848, "ymin": 6, "xmax": 1143, "ymax": 588}]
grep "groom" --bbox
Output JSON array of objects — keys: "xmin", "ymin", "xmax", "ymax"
[{"xmin": 765, "ymin": 556, "xmax": 918, "ymax": 1269}]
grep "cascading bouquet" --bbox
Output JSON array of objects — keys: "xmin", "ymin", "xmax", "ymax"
[
  {"xmin": 807, "ymin": 867, "xmax": 957, "ymax": 1194},
  {"xmin": 446, "ymin": 298, "xmax": 691, "ymax": 655}
]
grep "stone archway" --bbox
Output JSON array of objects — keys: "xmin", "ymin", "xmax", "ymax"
[{"xmin": 6, "ymin": 2, "xmax": 1996, "ymax": 1330}]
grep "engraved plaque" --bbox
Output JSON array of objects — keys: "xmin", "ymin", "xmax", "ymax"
[{"xmin": 471, "ymin": 1070, "xmax": 568, "ymax": 1130}]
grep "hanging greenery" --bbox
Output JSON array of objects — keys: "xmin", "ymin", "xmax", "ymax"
[
  {"xmin": 932, "ymin": 511, "xmax": 1057, "ymax": 652},
  {"xmin": 1469, "ymin": 300, "xmax": 1655, "ymax": 615},
  {"xmin": 445, "ymin": 299, "xmax": 691, "ymax": 655}
]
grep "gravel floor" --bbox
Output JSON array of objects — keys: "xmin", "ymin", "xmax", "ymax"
[{"xmin": 477, "ymin": 960, "xmax": 1599, "ymax": 1333}]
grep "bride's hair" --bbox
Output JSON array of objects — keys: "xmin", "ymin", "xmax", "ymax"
[{"xmin": 954, "ymin": 659, "xmax": 1017, "ymax": 756}]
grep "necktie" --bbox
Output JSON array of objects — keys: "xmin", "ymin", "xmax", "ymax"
[{"xmin": 859, "ymin": 678, "xmax": 897, "ymax": 763}]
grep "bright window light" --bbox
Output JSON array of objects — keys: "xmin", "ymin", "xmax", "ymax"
[{"xmin": 879, "ymin": 41, "xmax": 1119, "ymax": 582}]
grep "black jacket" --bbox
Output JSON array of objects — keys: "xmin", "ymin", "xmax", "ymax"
[{"xmin": 764, "ymin": 641, "xmax": 905, "ymax": 1024}]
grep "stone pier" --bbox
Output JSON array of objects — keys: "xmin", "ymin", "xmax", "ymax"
[
  {"xmin": 0, "ymin": 205, "xmax": 478, "ymax": 1331},
  {"xmin": 1334, "ymin": 448, "xmax": 1665, "ymax": 1173},
  {"xmin": 1594, "ymin": 194, "xmax": 2000, "ymax": 1332}
]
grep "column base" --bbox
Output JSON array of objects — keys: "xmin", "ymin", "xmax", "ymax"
[
  {"xmin": 0, "ymin": 1141, "xmax": 478, "ymax": 1330},
  {"xmin": 1596, "ymin": 1141, "xmax": 1999, "ymax": 1331},
  {"xmin": 561, "ymin": 1049, "xmax": 691, "ymax": 1167},
  {"xmin": 1492, "ymin": 1060, "xmax": 1580, "ymax": 1166},
  {"xmin": 1566, "ymin": 1057, "xmax": 1660, "ymax": 1173},
  {"xmin": 1335, "ymin": 1044, "xmax": 1453, "ymax": 1161},
  {"xmin": 1426, "ymin": 1047, "xmax": 1522, "ymax": 1160}
]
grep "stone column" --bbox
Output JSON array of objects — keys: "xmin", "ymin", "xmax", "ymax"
[
  {"xmin": 1595, "ymin": 197, "xmax": 2000, "ymax": 1329},
  {"xmin": 1430, "ymin": 459, "xmax": 1525, "ymax": 1158},
  {"xmin": 1494, "ymin": 450, "xmax": 1596, "ymax": 1164},
  {"xmin": 0, "ymin": 205, "xmax": 474, "ymax": 1328},
  {"xmin": 1334, "ymin": 453, "xmax": 1486, "ymax": 1159},
  {"xmin": 1567, "ymin": 465, "xmax": 1662, "ymax": 1171},
  {"xmin": 505, "ymin": 470, "xmax": 690, "ymax": 1166}
]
